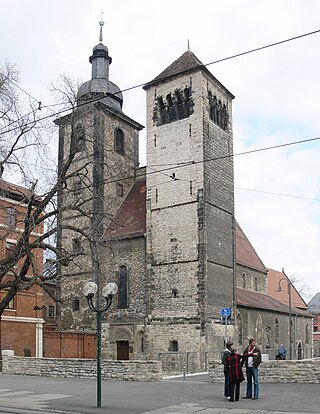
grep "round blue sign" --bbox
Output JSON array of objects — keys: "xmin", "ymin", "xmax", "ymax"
[{"xmin": 221, "ymin": 307, "xmax": 231, "ymax": 318}]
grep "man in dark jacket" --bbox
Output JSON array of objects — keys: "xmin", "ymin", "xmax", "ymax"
[
  {"xmin": 221, "ymin": 341, "xmax": 233, "ymax": 399},
  {"xmin": 242, "ymin": 338, "xmax": 261, "ymax": 400}
]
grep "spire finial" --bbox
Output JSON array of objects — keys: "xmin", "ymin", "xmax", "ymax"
[
  {"xmin": 99, "ymin": 13, "xmax": 104, "ymax": 43},
  {"xmin": 187, "ymin": 39, "xmax": 190, "ymax": 50}
]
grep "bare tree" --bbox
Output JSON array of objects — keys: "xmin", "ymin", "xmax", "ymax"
[
  {"xmin": 0, "ymin": 63, "xmax": 138, "ymax": 319},
  {"xmin": 0, "ymin": 65, "xmax": 87, "ymax": 315}
]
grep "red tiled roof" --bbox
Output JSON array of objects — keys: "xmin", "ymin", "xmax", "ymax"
[
  {"xmin": 237, "ymin": 287, "xmax": 311, "ymax": 317},
  {"xmin": 105, "ymin": 179, "xmax": 146, "ymax": 239},
  {"xmin": 235, "ymin": 221, "xmax": 267, "ymax": 273},
  {"xmin": 267, "ymin": 268, "xmax": 307, "ymax": 310}
]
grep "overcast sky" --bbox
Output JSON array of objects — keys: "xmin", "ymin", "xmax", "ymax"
[{"xmin": 1, "ymin": 0, "xmax": 320, "ymax": 301}]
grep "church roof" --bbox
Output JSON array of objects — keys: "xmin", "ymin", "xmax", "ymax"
[
  {"xmin": 152, "ymin": 50, "xmax": 204, "ymax": 82},
  {"xmin": 105, "ymin": 179, "xmax": 146, "ymax": 239},
  {"xmin": 267, "ymin": 268, "xmax": 308, "ymax": 310},
  {"xmin": 237, "ymin": 287, "xmax": 311, "ymax": 317},
  {"xmin": 144, "ymin": 50, "xmax": 235, "ymax": 98},
  {"xmin": 235, "ymin": 221, "xmax": 267, "ymax": 273}
]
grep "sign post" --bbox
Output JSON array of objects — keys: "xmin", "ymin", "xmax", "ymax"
[{"xmin": 221, "ymin": 307, "xmax": 231, "ymax": 346}]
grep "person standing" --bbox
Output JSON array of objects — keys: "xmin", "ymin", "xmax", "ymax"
[
  {"xmin": 221, "ymin": 341, "xmax": 233, "ymax": 399},
  {"xmin": 226, "ymin": 346, "xmax": 244, "ymax": 402},
  {"xmin": 242, "ymin": 338, "xmax": 261, "ymax": 400}
]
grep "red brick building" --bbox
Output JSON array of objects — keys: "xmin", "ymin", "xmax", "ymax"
[{"xmin": 0, "ymin": 179, "xmax": 56, "ymax": 357}]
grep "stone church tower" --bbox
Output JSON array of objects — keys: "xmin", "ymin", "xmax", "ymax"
[
  {"xmin": 143, "ymin": 51, "xmax": 236, "ymax": 356},
  {"xmin": 56, "ymin": 26, "xmax": 236, "ymax": 361},
  {"xmin": 56, "ymin": 25, "xmax": 143, "ymax": 331}
]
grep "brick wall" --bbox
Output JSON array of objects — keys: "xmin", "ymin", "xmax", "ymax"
[{"xmin": 43, "ymin": 330, "xmax": 96, "ymax": 358}]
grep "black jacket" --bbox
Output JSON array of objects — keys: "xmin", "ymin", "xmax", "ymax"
[{"xmin": 222, "ymin": 348, "xmax": 232, "ymax": 373}]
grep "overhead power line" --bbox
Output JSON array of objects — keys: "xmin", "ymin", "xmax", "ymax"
[{"xmin": 1, "ymin": 28, "xmax": 320, "ymax": 136}]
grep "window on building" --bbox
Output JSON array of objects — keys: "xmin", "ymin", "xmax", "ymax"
[
  {"xmin": 48, "ymin": 305, "xmax": 55, "ymax": 318},
  {"xmin": 5, "ymin": 241, "xmax": 16, "ymax": 256},
  {"xmin": 237, "ymin": 313, "xmax": 243, "ymax": 345},
  {"xmin": 275, "ymin": 318, "xmax": 280, "ymax": 343},
  {"xmin": 72, "ymin": 238, "xmax": 82, "ymax": 254},
  {"xmin": 306, "ymin": 323, "xmax": 310, "ymax": 344},
  {"xmin": 73, "ymin": 297, "xmax": 80, "ymax": 311},
  {"xmin": 242, "ymin": 273, "xmax": 246, "ymax": 289},
  {"xmin": 7, "ymin": 207, "xmax": 16, "ymax": 229},
  {"xmin": 4, "ymin": 290, "xmax": 14, "ymax": 310},
  {"xmin": 116, "ymin": 182, "xmax": 124, "ymax": 197},
  {"xmin": 75, "ymin": 123, "xmax": 85, "ymax": 150},
  {"xmin": 169, "ymin": 340, "xmax": 178, "ymax": 352},
  {"xmin": 118, "ymin": 265, "xmax": 128, "ymax": 309},
  {"xmin": 314, "ymin": 326, "xmax": 318, "ymax": 332},
  {"xmin": 254, "ymin": 276, "xmax": 258, "ymax": 291},
  {"xmin": 115, "ymin": 128, "xmax": 125, "ymax": 155},
  {"xmin": 172, "ymin": 288, "xmax": 178, "ymax": 298}
]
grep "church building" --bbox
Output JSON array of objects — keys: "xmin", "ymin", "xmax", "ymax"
[{"xmin": 56, "ymin": 24, "xmax": 312, "ymax": 365}]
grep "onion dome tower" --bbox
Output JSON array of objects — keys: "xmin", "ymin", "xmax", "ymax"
[{"xmin": 77, "ymin": 18, "xmax": 123, "ymax": 111}]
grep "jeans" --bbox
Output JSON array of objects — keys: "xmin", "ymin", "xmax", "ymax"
[
  {"xmin": 246, "ymin": 367, "xmax": 259, "ymax": 398},
  {"xmin": 224, "ymin": 371, "xmax": 230, "ymax": 397}
]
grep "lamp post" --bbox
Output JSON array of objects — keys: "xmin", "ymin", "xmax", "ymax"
[
  {"xmin": 83, "ymin": 281, "xmax": 118, "ymax": 408},
  {"xmin": 276, "ymin": 269, "xmax": 292, "ymax": 360},
  {"xmin": 33, "ymin": 305, "xmax": 46, "ymax": 358}
]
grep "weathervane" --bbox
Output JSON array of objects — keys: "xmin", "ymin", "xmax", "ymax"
[{"xmin": 99, "ymin": 13, "xmax": 104, "ymax": 43}]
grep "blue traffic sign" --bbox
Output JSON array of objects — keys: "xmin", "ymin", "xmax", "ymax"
[{"xmin": 221, "ymin": 307, "xmax": 231, "ymax": 318}]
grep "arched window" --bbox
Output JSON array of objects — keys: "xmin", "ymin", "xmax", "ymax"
[
  {"xmin": 306, "ymin": 323, "xmax": 310, "ymax": 344},
  {"xmin": 242, "ymin": 273, "xmax": 246, "ymax": 289},
  {"xmin": 75, "ymin": 123, "xmax": 85, "ymax": 150},
  {"xmin": 256, "ymin": 315, "xmax": 263, "ymax": 346},
  {"xmin": 275, "ymin": 318, "xmax": 279, "ymax": 343},
  {"xmin": 115, "ymin": 128, "xmax": 125, "ymax": 155},
  {"xmin": 237, "ymin": 313, "xmax": 243, "ymax": 346},
  {"xmin": 138, "ymin": 331, "xmax": 144, "ymax": 353},
  {"xmin": 118, "ymin": 265, "xmax": 128, "ymax": 309}
]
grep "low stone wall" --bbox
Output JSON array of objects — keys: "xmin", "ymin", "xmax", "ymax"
[
  {"xmin": 209, "ymin": 358, "xmax": 320, "ymax": 384},
  {"xmin": 2, "ymin": 356, "xmax": 162, "ymax": 381}
]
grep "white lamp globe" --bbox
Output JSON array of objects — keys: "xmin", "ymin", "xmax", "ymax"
[
  {"xmin": 83, "ymin": 281, "xmax": 98, "ymax": 297},
  {"xmin": 102, "ymin": 283, "xmax": 118, "ymax": 297}
]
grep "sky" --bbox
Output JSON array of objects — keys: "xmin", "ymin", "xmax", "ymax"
[{"xmin": 1, "ymin": 0, "xmax": 320, "ymax": 301}]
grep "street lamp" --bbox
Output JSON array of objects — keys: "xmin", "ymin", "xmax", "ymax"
[
  {"xmin": 275, "ymin": 269, "xmax": 292, "ymax": 360},
  {"xmin": 33, "ymin": 305, "xmax": 46, "ymax": 358},
  {"xmin": 83, "ymin": 281, "xmax": 118, "ymax": 408}
]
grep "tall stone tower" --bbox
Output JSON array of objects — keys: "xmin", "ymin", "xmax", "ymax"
[
  {"xmin": 56, "ymin": 23, "xmax": 143, "ymax": 330},
  {"xmin": 144, "ymin": 50, "xmax": 235, "ymax": 356}
]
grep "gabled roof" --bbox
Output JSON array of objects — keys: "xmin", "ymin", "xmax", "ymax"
[
  {"xmin": 267, "ymin": 268, "xmax": 308, "ymax": 310},
  {"xmin": 152, "ymin": 50, "xmax": 203, "ymax": 82},
  {"xmin": 308, "ymin": 292, "xmax": 320, "ymax": 314},
  {"xmin": 237, "ymin": 287, "xmax": 312, "ymax": 317},
  {"xmin": 235, "ymin": 221, "xmax": 267, "ymax": 273},
  {"xmin": 144, "ymin": 50, "xmax": 235, "ymax": 98},
  {"xmin": 105, "ymin": 179, "xmax": 146, "ymax": 240}
]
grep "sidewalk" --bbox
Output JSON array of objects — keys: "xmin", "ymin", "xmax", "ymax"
[{"xmin": 0, "ymin": 373, "xmax": 319, "ymax": 414}]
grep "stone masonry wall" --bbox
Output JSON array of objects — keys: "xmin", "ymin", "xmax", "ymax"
[
  {"xmin": 208, "ymin": 358, "xmax": 320, "ymax": 383},
  {"xmin": 2, "ymin": 356, "xmax": 162, "ymax": 381}
]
